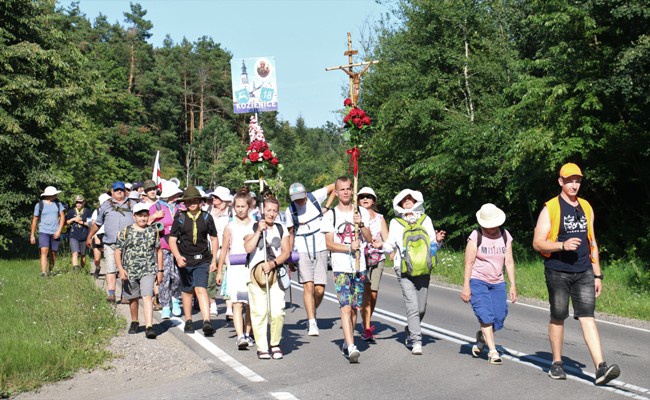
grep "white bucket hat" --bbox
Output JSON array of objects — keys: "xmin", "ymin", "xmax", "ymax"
[
  {"xmin": 211, "ymin": 186, "xmax": 231, "ymax": 201},
  {"xmin": 41, "ymin": 186, "xmax": 62, "ymax": 197},
  {"xmin": 392, "ymin": 189, "xmax": 424, "ymax": 217},
  {"xmin": 476, "ymin": 203, "xmax": 506, "ymax": 229},
  {"xmin": 357, "ymin": 187, "xmax": 377, "ymax": 199},
  {"xmin": 160, "ymin": 181, "xmax": 183, "ymax": 199}
]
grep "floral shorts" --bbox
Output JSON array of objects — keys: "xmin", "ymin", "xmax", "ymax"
[{"xmin": 333, "ymin": 271, "xmax": 366, "ymax": 309}]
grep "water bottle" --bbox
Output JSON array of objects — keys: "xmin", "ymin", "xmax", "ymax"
[{"xmin": 430, "ymin": 241, "xmax": 438, "ymax": 256}]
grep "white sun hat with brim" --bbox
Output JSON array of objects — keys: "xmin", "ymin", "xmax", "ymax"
[
  {"xmin": 132, "ymin": 202, "xmax": 150, "ymax": 214},
  {"xmin": 392, "ymin": 189, "xmax": 425, "ymax": 217},
  {"xmin": 357, "ymin": 187, "xmax": 377, "ymax": 199},
  {"xmin": 198, "ymin": 188, "xmax": 207, "ymax": 199},
  {"xmin": 160, "ymin": 180, "xmax": 183, "ymax": 199},
  {"xmin": 98, "ymin": 193, "xmax": 111, "ymax": 205},
  {"xmin": 476, "ymin": 203, "xmax": 506, "ymax": 229},
  {"xmin": 41, "ymin": 186, "xmax": 62, "ymax": 197},
  {"xmin": 211, "ymin": 186, "xmax": 231, "ymax": 201}
]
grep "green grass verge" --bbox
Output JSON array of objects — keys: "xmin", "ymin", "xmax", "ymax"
[
  {"xmin": 0, "ymin": 259, "xmax": 123, "ymax": 397},
  {"xmin": 433, "ymin": 249, "xmax": 650, "ymax": 321}
]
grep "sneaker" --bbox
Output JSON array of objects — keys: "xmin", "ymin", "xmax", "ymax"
[
  {"xmin": 348, "ymin": 345, "xmax": 360, "ymax": 364},
  {"xmin": 202, "ymin": 320, "xmax": 214, "ymax": 336},
  {"xmin": 210, "ymin": 302, "xmax": 218, "ymax": 316},
  {"xmin": 161, "ymin": 307, "xmax": 172, "ymax": 320},
  {"xmin": 93, "ymin": 268, "xmax": 100, "ymax": 279},
  {"xmin": 184, "ymin": 319, "xmax": 195, "ymax": 334},
  {"xmin": 246, "ymin": 335, "xmax": 255, "ymax": 347},
  {"xmin": 40, "ymin": 272, "xmax": 47, "ymax": 278},
  {"xmin": 225, "ymin": 308, "xmax": 233, "ymax": 321},
  {"xmin": 308, "ymin": 321, "xmax": 319, "ymax": 336},
  {"xmin": 488, "ymin": 350, "xmax": 502, "ymax": 365},
  {"xmin": 362, "ymin": 327, "xmax": 375, "ymax": 342},
  {"xmin": 257, "ymin": 350, "xmax": 271, "ymax": 360},
  {"xmin": 145, "ymin": 326, "xmax": 157, "ymax": 339},
  {"xmin": 548, "ymin": 362, "xmax": 567, "ymax": 380},
  {"xmin": 153, "ymin": 297, "xmax": 162, "ymax": 311},
  {"xmin": 107, "ymin": 293, "xmax": 116, "ymax": 303},
  {"xmin": 472, "ymin": 330, "xmax": 485, "ymax": 357},
  {"xmin": 595, "ymin": 362, "xmax": 620, "ymax": 386},
  {"xmin": 411, "ymin": 343, "xmax": 423, "ymax": 355},
  {"xmin": 237, "ymin": 336, "xmax": 249, "ymax": 350},
  {"xmin": 171, "ymin": 298, "xmax": 182, "ymax": 317},
  {"xmin": 128, "ymin": 321, "xmax": 139, "ymax": 334},
  {"xmin": 271, "ymin": 346, "xmax": 283, "ymax": 360}
]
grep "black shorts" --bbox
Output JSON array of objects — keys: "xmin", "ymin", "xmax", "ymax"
[
  {"xmin": 92, "ymin": 234, "xmax": 104, "ymax": 250},
  {"xmin": 545, "ymin": 269, "xmax": 595, "ymax": 320}
]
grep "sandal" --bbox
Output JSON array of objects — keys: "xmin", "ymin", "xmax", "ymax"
[
  {"xmin": 488, "ymin": 351, "xmax": 502, "ymax": 365},
  {"xmin": 257, "ymin": 350, "xmax": 271, "ymax": 360},
  {"xmin": 271, "ymin": 346, "xmax": 283, "ymax": 360},
  {"xmin": 471, "ymin": 330, "xmax": 485, "ymax": 357}
]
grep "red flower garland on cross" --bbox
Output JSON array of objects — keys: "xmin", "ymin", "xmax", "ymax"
[{"xmin": 342, "ymin": 98, "xmax": 372, "ymax": 175}]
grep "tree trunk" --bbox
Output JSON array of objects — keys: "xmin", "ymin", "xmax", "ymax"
[
  {"xmin": 463, "ymin": 36, "xmax": 475, "ymax": 123},
  {"xmin": 128, "ymin": 41, "xmax": 135, "ymax": 93}
]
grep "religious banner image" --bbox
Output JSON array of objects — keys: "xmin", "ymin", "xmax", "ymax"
[{"xmin": 230, "ymin": 56, "xmax": 279, "ymax": 114}]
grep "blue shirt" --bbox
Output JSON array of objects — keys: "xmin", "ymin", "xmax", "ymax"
[{"xmin": 34, "ymin": 200, "xmax": 65, "ymax": 235}]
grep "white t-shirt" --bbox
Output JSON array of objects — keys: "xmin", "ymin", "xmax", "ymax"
[
  {"xmin": 386, "ymin": 215, "xmax": 436, "ymax": 269},
  {"xmin": 284, "ymin": 187, "xmax": 328, "ymax": 253},
  {"xmin": 320, "ymin": 206, "xmax": 370, "ymax": 273},
  {"xmin": 225, "ymin": 219, "xmax": 254, "ymax": 265},
  {"xmin": 248, "ymin": 223, "xmax": 288, "ymax": 268}
]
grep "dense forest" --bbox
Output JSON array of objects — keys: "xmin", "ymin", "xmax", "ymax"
[{"xmin": 1, "ymin": 0, "xmax": 648, "ymax": 264}]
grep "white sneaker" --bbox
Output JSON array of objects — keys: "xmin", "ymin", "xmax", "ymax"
[
  {"xmin": 411, "ymin": 343, "xmax": 423, "ymax": 355},
  {"xmin": 209, "ymin": 302, "xmax": 218, "ymax": 316},
  {"xmin": 348, "ymin": 345, "xmax": 360, "ymax": 363},
  {"xmin": 308, "ymin": 321, "xmax": 319, "ymax": 336}
]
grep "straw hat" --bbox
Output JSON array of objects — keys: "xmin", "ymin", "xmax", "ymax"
[
  {"xmin": 250, "ymin": 261, "xmax": 277, "ymax": 287},
  {"xmin": 475, "ymin": 203, "xmax": 506, "ymax": 229}
]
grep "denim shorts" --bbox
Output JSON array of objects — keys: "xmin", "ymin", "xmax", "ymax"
[
  {"xmin": 179, "ymin": 262, "xmax": 209, "ymax": 293},
  {"xmin": 333, "ymin": 271, "xmax": 366, "ymax": 309},
  {"xmin": 545, "ymin": 268, "xmax": 595, "ymax": 320},
  {"xmin": 469, "ymin": 279, "xmax": 508, "ymax": 331}
]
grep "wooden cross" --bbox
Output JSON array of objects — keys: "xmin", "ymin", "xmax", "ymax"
[{"xmin": 325, "ymin": 32, "xmax": 379, "ymax": 106}]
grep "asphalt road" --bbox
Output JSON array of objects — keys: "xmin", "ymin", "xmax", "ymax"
[{"xmin": 137, "ymin": 269, "xmax": 650, "ymax": 400}]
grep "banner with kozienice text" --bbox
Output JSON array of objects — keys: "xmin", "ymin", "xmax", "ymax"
[{"xmin": 230, "ymin": 56, "xmax": 278, "ymax": 114}]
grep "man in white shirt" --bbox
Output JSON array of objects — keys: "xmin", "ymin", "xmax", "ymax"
[
  {"xmin": 321, "ymin": 176, "xmax": 372, "ymax": 363},
  {"xmin": 285, "ymin": 182, "xmax": 334, "ymax": 336}
]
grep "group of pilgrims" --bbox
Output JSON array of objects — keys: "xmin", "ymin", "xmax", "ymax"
[{"xmin": 28, "ymin": 162, "xmax": 622, "ymax": 386}]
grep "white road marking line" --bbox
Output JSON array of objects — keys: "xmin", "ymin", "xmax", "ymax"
[
  {"xmin": 290, "ymin": 282, "xmax": 650, "ymax": 399},
  {"xmin": 271, "ymin": 392, "xmax": 300, "ymax": 400},
  {"xmin": 170, "ymin": 317, "xmax": 265, "ymax": 383},
  {"xmin": 381, "ymin": 271, "xmax": 650, "ymax": 333}
]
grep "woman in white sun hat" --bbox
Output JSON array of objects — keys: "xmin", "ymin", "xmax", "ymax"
[{"xmin": 461, "ymin": 203, "xmax": 517, "ymax": 365}]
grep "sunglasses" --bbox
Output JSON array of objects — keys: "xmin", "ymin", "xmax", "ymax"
[{"xmin": 358, "ymin": 194, "xmax": 374, "ymax": 200}]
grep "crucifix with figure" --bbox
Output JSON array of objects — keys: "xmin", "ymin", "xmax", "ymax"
[
  {"xmin": 325, "ymin": 32, "xmax": 378, "ymax": 271},
  {"xmin": 325, "ymin": 32, "xmax": 379, "ymax": 107}
]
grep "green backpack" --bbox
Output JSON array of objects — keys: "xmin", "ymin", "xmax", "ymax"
[{"xmin": 396, "ymin": 215, "xmax": 434, "ymax": 277}]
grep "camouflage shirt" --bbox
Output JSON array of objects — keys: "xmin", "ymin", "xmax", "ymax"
[{"xmin": 116, "ymin": 224, "xmax": 160, "ymax": 280}]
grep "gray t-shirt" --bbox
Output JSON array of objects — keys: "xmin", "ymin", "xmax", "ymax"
[
  {"xmin": 33, "ymin": 201, "xmax": 65, "ymax": 235},
  {"xmin": 95, "ymin": 199, "xmax": 136, "ymax": 245}
]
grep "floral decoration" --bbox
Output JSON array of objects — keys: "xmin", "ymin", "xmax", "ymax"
[
  {"xmin": 242, "ymin": 116, "xmax": 282, "ymax": 174},
  {"xmin": 342, "ymin": 98, "xmax": 372, "ymax": 144}
]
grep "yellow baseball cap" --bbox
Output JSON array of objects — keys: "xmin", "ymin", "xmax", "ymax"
[{"xmin": 559, "ymin": 163, "xmax": 583, "ymax": 178}]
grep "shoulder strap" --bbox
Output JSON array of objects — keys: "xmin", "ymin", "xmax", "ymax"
[
  {"xmin": 289, "ymin": 202, "xmax": 299, "ymax": 230},
  {"xmin": 475, "ymin": 227, "xmax": 483, "ymax": 247},
  {"xmin": 37, "ymin": 200, "xmax": 44, "ymax": 221},
  {"xmin": 203, "ymin": 210, "xmax": 210, "ymax": 221},
  {"xmin": 307, "ymin": 192, "xmax": 322, "ymax": 214},
  {"xmin": 155, "ymin": 201, "xmax": 162, "ymax": 211},
  {"xmin": 275, "ymin": 222, "xmax": 284, "ymax": 238},
  {"xmin": 395, "ymin": 217, "xmax": 408, "ymax": 228},
  {"xmin": 500, "ymin": 227, "xmax": 508, "ymax": 247}
]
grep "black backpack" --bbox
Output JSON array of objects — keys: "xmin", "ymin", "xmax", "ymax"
[
  {"xmin": 474, "ymin": 227, "xmax": 508, "ymax": 248},
  {"xmin": 37, "ymin": 199, "xmax": 65, "ymax": 223}
]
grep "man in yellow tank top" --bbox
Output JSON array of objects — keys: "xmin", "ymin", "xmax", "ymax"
[{"xmin": 533, "ymin": 163, "xmax": 620, "ymax": 385}]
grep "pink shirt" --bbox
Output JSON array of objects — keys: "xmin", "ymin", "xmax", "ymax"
[
  {"xmin": 468, "ymin": 229, "xmax": 512, "ymax": 284},
  {"xmin": 150, "ymin": 201, "xmax": 179, "ymax": 250}
]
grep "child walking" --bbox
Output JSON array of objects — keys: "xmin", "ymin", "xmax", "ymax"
[{"xmin": 115, "ymin": 203, "xmax": 163, "ymax": 339}]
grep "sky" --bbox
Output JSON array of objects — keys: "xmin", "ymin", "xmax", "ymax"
[{"xmin": 69, "ymin": 0, "xmax": 392, "ymax": 128}]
